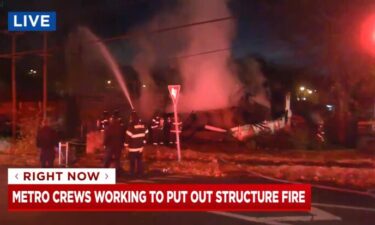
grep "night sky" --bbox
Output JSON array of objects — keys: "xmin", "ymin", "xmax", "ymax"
[{"xmin": 1, "ymin": 0, "xmax": 375, "ymax": 100}]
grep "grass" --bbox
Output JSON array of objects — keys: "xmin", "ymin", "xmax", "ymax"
[{"xmin": 3, "ymin": 140, "xmax": 375, "ymax": 190}]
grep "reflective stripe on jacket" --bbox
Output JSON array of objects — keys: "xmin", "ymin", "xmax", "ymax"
[{"xmin": 125, "ymin": 123, "xmax": 148, "ymax": 150}]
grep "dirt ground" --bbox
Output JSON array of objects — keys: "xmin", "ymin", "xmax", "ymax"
[{"xmin": 1, "ymin": 141, "xmax": 375, "ymax": 190}]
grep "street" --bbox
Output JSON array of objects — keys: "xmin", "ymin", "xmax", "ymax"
[{"xmin": 1, "ymin": 166, "xmax": 375, "ymax": 225}]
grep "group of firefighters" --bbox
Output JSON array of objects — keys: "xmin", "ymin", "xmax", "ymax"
[
  {"xmin": 97, "ymin": 109, "xmax": 182, "ymax": 177},
  {"xmin": 35, "ymin": 109, "xmax": 182, "ymax": 177}
]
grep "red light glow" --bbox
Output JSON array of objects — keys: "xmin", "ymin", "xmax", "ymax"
[{"xmin": 360, "ymin": 14, "xmax": 375, "ymax": 56}]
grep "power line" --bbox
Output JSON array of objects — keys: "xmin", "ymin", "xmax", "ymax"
[
  {"xmin": 0, "ymin": 16, "xmax": 234, "ymax": 58},
  {"xmin": 174, "ymin": 47, "xmax": 232, "ymax": 60},
  {"xmin": 104, "ymin": 16, "xmax": 234, "ymax": 43}
]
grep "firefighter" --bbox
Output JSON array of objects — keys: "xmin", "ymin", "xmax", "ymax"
[
  {"xmin": 169, "ymin": 116, "xmax": 182, "ymax": 145},
  {"xmin": 125, "ymin": 111, "xmax": 148, "ymax": 177},
  {"xmin": 97, "ymin": 110, "xmax": 110, "ymax": 132},
  {"xmin": 36, "ymin": 118, "xmax": 59, "ymax": 168},
  {"xmin": 163, "ymin": 114, "xmax": 172, "ymax": 145},
  {"xmin": 159, "ymin": 116, "xmax": 165, "ymax": 144},
  {"xmin": 103, "ymin": 117, "xmax": 125, "ymax": 172},
  {"xmin": 111, "ymin": 109, "xmax": 124, "ymax": 126},
  {"xmin": 150, "ymin": 112, "xmax": 164, "ymax": 145},
  {"xmin": 111, "ymin": 109, "xmax": 126, "ymax": 136}
]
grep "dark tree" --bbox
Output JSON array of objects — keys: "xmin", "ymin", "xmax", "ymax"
[{"xmin": 256, "ymin": 0, "xmax": 375, "ymax": 145}]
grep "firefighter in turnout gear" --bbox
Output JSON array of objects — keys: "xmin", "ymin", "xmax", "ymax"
[
  {"xmin": 169, "ymin": 116, "xmax": 182, "ymax": 145},
  {"xmin": 103, "ymin": 118, "xmax": 125, "ymax": 172},
  {"xmin": 163, "ymin": 114, "xmax": 172, "ymax": 145},
  {"xmin": 36, "ymin": 118, "xmax": 59, "ymax": 168},
  {"xmin": 97, "ymin": 110, "xmax": 110, "ymax": 132},
  {"xmin": 125, "ymin": 111, "xmax": 148, "ymax": 177},
  {"xmin": 111, "ymin": 109, "xmax": 125, "ymax": 127},
  {"xmin": 150, "ymin": 112, "xmax": 164, "ymax": 145}
]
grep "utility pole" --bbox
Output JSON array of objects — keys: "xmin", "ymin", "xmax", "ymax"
[
  {"xmin": 285, "ymin": 92, "xmax": 292, "ymax": 127},
  {"xmin": 0, "ymin": 31, "xmax": 22, "ymax": 140},
  {"xmin": 37, "ymin": 32, "xmax": 51, "ymax": 120},
  {"xmin": 42, "ymin": 32, "xmax": 48, "ymax": 120},
  {"xmin": 11, "ymin": 34, "xmax": 16, "ymax": 140}
]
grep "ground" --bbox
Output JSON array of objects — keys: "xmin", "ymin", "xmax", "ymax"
[
  {"xmin": 1, "ymin": 142, "xmax": 375, "ymax": 189},
  {"xmin": 1, "ymin": 142, "xmax": 375, "ymax": 225}
]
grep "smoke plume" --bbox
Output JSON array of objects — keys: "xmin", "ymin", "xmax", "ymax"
[{"xmin": 132, "ymin": 0, "xmax": 242, "ymax": 115}]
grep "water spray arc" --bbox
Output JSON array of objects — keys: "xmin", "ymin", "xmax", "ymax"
[{"xmin": 79, "ymin": 27, "xmax": 134, "ymax": 110}]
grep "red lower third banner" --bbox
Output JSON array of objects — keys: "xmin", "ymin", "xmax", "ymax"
[{"xmin": 8, "ymin": 184, "xmax": 311, "ymax": 211}]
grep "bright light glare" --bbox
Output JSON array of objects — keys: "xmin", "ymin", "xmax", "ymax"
[
  {"xmin": 299, "ymin": 86, "xmax": 305, "ymax": 91},
  {"xmin": 326, "ymin": 105, "xmax": 334, "ymax": 111},
  {"xmin": 360, "ymin": 14, "xmax": 375, "ymax": 56},
  {"xmin": 28, "ymin": 69, "xmax": 37, "ymax": 75}
]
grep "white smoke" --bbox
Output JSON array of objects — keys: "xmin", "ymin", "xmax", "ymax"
[
  {"xmin": 177, "ymin": 0, "xmax": 242, "ymax": 112},
  {"xmin": 132, "ymin": 0, "xmax": 242, "ymax": 115},
  {"xmin": 239, "ymin": 58, "xmax": 271, "ymax": 108},
  {"xmin": 65, "ymin": 0, "xmax": 271, "ymax": 121}
]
